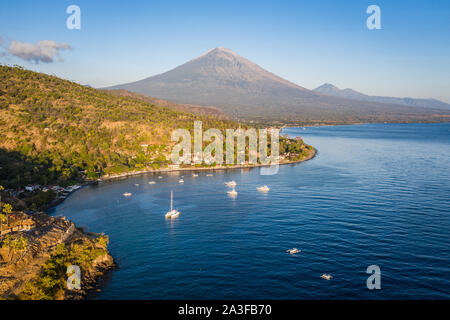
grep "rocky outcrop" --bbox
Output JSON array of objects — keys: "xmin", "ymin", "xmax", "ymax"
[
  {"xmin": 62, "ymin": 250, "xmax": 115, "ymax": 300},
  {"xmin": 0, "ymin": 212, "xmax": 114, "ymax": 300}
]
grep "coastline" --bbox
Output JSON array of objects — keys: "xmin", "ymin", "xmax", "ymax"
[
  {"xmin": 44, "ymin": 149, "xmax": 317, "ymax": 212},
  {"xmin": 98, "ymin": 148, "xmax": 317, "ymax": 182},
  {"xmin": 280, "ymin": 122, "xmax": 366, "ymax": 129},
  {"xmin": 280, "ymin": 120, "xmax": 450, "ymax": 130},
  {"xmin": 37, "ymin": 148, "xmax": 316, "ymax": 300}
]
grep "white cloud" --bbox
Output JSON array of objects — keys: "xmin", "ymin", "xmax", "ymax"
[{"xmin": 7, "ymin": 40, "xmax": 71, "ymax": 63}]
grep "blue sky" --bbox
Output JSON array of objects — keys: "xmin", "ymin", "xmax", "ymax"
[{"xmin": 1, "ymin": 0, "xmax": 449, "ymax": 102}]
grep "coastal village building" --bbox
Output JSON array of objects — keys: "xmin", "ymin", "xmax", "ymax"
[{"xmin": 25, "ymin": 185, "xmax": 41, "ymax": 192}]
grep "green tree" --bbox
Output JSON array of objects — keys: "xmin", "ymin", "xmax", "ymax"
[
  {"xmin": 2, "ymin": 235, "xmax": 28, "ymax": 261},
  {"xmin": 0, "ymin": 212, "xmax": 6, "ymax": 240},
  {"xmin": 3, "ymin": 203, "xmax": 12, "ymax": 227}
]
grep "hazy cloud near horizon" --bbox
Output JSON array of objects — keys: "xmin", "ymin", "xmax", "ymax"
[{"xmin": 6, "ymin": 40, "xmax": 71, "ymax": 64}]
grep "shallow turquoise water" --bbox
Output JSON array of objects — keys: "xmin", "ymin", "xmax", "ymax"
[{"xmin": 49, "ymin": 123, "xmax": 450, "ymax": 299}]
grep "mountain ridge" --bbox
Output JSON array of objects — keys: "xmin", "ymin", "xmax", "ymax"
[
  {"xmin": 313, "ymin": 83, "xmax": 450, "ymax": 110},
  {"xmin": 107, "ymin": 47, "xmax": 450, "ymax": 124}
]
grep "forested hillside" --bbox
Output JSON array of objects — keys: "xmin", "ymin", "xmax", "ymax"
[{"xmin": 0, "ymin": 66, "xmax": 240, "ymax": 188}]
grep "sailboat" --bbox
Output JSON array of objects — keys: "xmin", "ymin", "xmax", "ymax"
[{"xmin": 165, "ymin": 191, "xmax": 181, "ymax": 219}]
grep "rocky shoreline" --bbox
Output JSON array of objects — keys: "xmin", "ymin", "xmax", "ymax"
[{"xmin": 0, "ymin": 212, "xmax": 115, "ymax": 300}]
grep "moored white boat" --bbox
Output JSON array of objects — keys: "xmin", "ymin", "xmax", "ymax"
[
  {"xmin": 225, "ymin": 181, "xmax": 237, "ymax": 187},
  {"xmin": 165, "ymin": 191, "xmax": 181, "ymax": 219},
  {"xmin": 257, "ymin": 185, "xmax": 270, "ymax": 192},
  {"xmin": 321, "ymin": 274, "xmax": 333, "ymax": 280}
]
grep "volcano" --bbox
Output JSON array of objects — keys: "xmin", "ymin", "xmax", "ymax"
[{"xmin": 107, "ymin": 47, "xmax": 450, "ymax": 123}]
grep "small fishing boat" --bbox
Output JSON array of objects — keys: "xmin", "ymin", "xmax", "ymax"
[
  {"xmin": 179, "ymin": 179, "xmax": 184, "ymax": 183},
  {"xmin": 257, "ymin": 185, "xmax": 270, "ymax": 192},
  {"xmin": 286, "ymin": 248, "xmax": 300, "ymax": 254},
  {"xmin": 321, "ymin": 274, "xmax": 333, "ymax": 280},
  {"xmin": 192, "ymin": 174, "xmax": 198, "ymax": 177},
  {"xmin": 134, "ymin": 184, "xmax": 139, "ymax": 187},
  {"xmin": 227, "ymin": 188, "xmax": 238, "ymax": 197},
  {"xmin": 165, "ymin": 191, "xmax": 181, "ymax": 219},
  {"xmin": 206, "ymin": 174, "xmax": 213, "ymax": 177},
  {"xmin": 148, "ymin": 181, "xmax": 156, "ymax": 185},
  {"xmin": 123, "ymin": 192, "xmax": 132, "ymax": 197},
  {"xmin": 158, "ymin": 176, "xmax": 163, "ymax": 179},
  {"xmin": 225, "ymin": 181, "xmax": 237, "ymax": 187}
]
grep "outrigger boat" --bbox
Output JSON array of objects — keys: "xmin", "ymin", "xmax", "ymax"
[
  {"xmin": 286, "ymin": 248, "xmax": 300, "ymax": 254},
  {"xmin": 257, "ymin": 185, "xmax": 270, "ymax": 192},
  {"xmin": 321, "ymin": 274, "xmax": 333, "ymax": 280},
  {"xmin": 225, "ymin": 181, "xmax": 237, "ymax": 187}
]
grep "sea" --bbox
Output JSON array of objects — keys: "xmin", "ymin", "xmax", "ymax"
[{"xmin": 49, "ymin": 123, "xmax": 450, "ymax": 299}]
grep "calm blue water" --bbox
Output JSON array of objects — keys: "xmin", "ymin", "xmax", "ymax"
[{"xmin": 49, "ymin": 123, "xmax": 450, "ymax": 299}]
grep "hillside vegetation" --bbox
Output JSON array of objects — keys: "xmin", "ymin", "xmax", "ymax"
[
  {"xmin": 0, "ymin": 66, "xmax": 310, "ymax": 189},
  {"xmin": 0, "ymin": 65, "xmax": 240, "ymax": 188},
  {"xmin": 105, "ymin": 89, "xmax": 229, "ymax": 119}
]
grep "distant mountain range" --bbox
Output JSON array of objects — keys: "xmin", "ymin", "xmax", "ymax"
[
  {"xmin": 107, "ymin": 47, "xmax": 450, "ymax": 124},
  {"xmin": 313, "ymin": 83, "xmax": 450, "ymax": 110}
]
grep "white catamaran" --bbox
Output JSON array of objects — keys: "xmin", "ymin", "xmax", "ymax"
[{"xmin": 165, "ymin": 191, "xmax": 181, "ymax": 219}]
